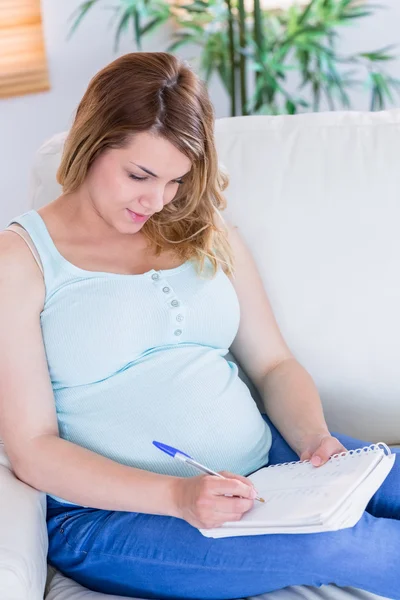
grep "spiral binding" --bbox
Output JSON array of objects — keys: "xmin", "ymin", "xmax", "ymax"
[{"xmin": 268, "ymin": 442, "xmax": 391, "ymax": 469}]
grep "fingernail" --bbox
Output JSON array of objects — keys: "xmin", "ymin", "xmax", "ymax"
[
  {"xmin": 251, "ymin": 488, "xmax": 257, "ymax": 499},
  {"xmin": 312, "ymin": 456, "xmax": 322, "ymax": 466}
]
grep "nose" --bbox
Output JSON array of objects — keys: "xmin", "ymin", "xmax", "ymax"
[{"xmin": 139, "ymin": 186, "xmax": 165, "ymax": 214}]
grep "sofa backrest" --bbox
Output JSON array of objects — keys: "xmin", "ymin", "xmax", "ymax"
[{"xmin": 30, "ymin": 111, "xmax": 400, "ymax": 444}]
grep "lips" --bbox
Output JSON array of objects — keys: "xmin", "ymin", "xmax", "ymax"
[
  {"xmin": 128, "ymin": 209, "xmax": 150, "ymax": 217},
  {"xmin": 126, "ymin": 208, "xmax": 151, "ymax": 223}
]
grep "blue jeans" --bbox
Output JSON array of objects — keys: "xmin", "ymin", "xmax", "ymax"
[{"xmin": 46, "ymin": 415, "xmax": 400, "ymax": 599}]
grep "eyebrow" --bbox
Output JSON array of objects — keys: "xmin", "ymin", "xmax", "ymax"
[{"xmin": 129, "ymin": 161, "xmax": 190, "ymax": 180}]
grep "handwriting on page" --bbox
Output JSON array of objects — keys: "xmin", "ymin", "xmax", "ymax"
[
  {"xmin": 251, "ymin": 486, "xmax": 329, "ymax": 511},
  {"xmin": 289, "ymin": 466, "xmax": 342, "ymax": 482}
]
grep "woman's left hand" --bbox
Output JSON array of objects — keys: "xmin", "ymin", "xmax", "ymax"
[{"xmin": 299, "ymin": 433, "xmax": 347, "ymax": 467}]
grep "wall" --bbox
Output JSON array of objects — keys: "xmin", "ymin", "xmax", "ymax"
[{"xmin": 0, "ymin": 0, "xmax": 399, "ymax": 227}]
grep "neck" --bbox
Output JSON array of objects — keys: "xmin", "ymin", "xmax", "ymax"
[{"xmin": 51, "ymin": 191, "xmax": 144, "ymax": 246}]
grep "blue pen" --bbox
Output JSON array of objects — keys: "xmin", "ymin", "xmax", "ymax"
[{"xmin": 152, "ymin": 440, "xmax": 265, "ymax": 503}]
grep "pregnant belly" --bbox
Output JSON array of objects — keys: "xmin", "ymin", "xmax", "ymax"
[{"xmin": 55, "ymin": 345, "xmax": 272, "ymax": 477}]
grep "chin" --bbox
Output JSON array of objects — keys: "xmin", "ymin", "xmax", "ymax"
[
  {"xmin": 118, "ymin": 214, "xmax": 146, "ymax": 234},
  {"xmin": 116, "ymin": 222, "xmax": 143, "ymax": 235}
]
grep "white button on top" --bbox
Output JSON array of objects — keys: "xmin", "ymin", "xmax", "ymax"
[
  {"xmin": 151, "ymin": 273, "xmax": 160, "ymax": 281},
  {"xmin": 174, "ymin": 329, "xmax": 183, "ymax": 336},
  {"xmin": 162, "ymin": 286, "xmax": 171, "ymax": 293},
  {"xmin": 171, "ymin": 299, "xmax": 180, "ymax": 307},
  {"xmin": 176, "ymin": 314, "xmax": 184, "ymax": 322}
]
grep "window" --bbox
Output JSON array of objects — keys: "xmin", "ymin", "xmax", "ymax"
[{"xmin": 0, "ymin": 0, "xmax": 50, "ymax": 99}]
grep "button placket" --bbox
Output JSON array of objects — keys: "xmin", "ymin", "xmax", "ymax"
[
  {"xmin": 149, "ymin": 271, "xmax": 186, "ymax": 340},
  {"xmin": 167, "ymin": 296, "xmax": 186, "ymax": 339},
  {"xmin": 168, "ymin": 294, "xmax": 186, "ymax": 339},
  {"xmin": 171, "ymin": 304, "xmax": 187, "ymax": 338}
]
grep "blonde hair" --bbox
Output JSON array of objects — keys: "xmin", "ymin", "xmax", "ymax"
[{"xmin": 57, "ymin": 52, "xmax": 234, "ymax": 277}]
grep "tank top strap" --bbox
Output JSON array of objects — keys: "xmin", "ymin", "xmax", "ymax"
[
  {"xmin": 6, "ymin": 223, "xmax": 44, "ymax": 274},
  {"xmin": 6, "ymin": 210, "xmax": 70, "ymax": 297}
]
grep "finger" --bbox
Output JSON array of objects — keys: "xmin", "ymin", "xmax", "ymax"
[
  {"xmin": 311, "ymin": 438, "xmax": 347, "ymax": 466},
  {"xmin": 300, "ymin": 450, "xmax": 312, "ymax": 462},
  {"xmin": 211, "ymin": 474, "xmax": 256, "ymax": 499},
  {"xmin": 202, "ymin": 511, "xmax": 247, "ymax": 529},
  {"xmin": 219, "ymin": 471, "xmax": 256, "ymax": 494},
  {"xmin": 219, "ymin": 470, "xmax": 253, "ymax": 485},
  {"xmin": 310, "ymin": 454, "xmax": 324, "ymax": 467},
  {"xmin": 322, "ymin": 437, "xmax": 347, "ymax": 459},
  {"xmin": 219, "ymin": 511, "xmax": 248, "ymax": 524},
  {"xmin": 214, "ymin": 494, "xmax": 255, "ymax": 515}
]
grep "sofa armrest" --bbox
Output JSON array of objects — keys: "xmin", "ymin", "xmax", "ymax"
[{"xmin": 0, "ymin": 444, "xmax": 48, "ymax": 600}]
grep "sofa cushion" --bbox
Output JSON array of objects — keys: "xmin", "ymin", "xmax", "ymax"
[
  {"xmin": 0, "ymin": 445, "xmax": 48, "ymax": 600},
  {"xmin": 46, "ymin": 569, "xmax": 390, "ymax": 600}
]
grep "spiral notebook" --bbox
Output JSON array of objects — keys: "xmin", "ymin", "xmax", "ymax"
[{"xmin": 200, "ymin": 443, "xmax": 395, "ymax": 538}]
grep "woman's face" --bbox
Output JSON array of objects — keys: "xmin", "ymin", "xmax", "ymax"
[{"xmin": 85, "ymin": 131, "xmax": 192, "ymax": 233}]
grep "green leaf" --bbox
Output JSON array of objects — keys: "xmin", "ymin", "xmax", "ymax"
[
  {"xmin": 298, "ymin": 0, "xmax": 318, "ymax": 26},
  {"xmin": 374, "ymin": 85, "xmax": 384, "ymax": 110},
  {"xmin": 285, "ymin": 99, "xmax": 297, "ymax": 114},
  {"xmin": 359, "ymin": 45, "xmax": 398, "ymax": 62},
  {"xmin": 179, "ymin": 5, "xmax": 208, "ymax": 13},
  {"xmin": 204, "ymin": 62, "xmax": 214, "ymax": 84},
  {"xmin": 341, "ymin": 10, "xmax": 374, "ymax": 20},
  {"xmin": 282, "ymin": 25, "xmax": 329, "ymax": 48},
  {"xmin": 134, "ymin": 10, "xmax": 141, "ymax": 49},
  {"xmin": 140, "ymin": 15, "xmax": 166, "ymax": 37},
  {"xmin": 67, "ymin": 0, "xmax": 99, "ymax": 40},
  {"xmin": 167, "ymin": 35, "xmax": 198, "ymax": 53},
  {"xmin": 179, "ymin": 1, "xmax": 208, "ymax": 10},
  {"xmin": 114, "ymin": 10, "xmax": 132, "ymax": 51},
  {"xmin": 375, "ymin": 72, "xmax": 394, "ymax": 103}
]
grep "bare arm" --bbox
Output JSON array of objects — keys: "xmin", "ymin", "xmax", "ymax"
[
  {"xmin": 0, "ymin": 231, "xmax": 180, "ymax": 514},
  {"xmin": 20, "ymin": 435, "xmax": 180, "ymax": 514}
]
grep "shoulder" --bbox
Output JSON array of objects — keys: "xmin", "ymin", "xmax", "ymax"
[
  {"xmin": 0, "ymin": 228, "xmax": 36, "ymax": 270},
  {"xmin": 224, "ymin": 220, "xmax": 241, "ymax": 246},
  {"xmin": 0, "ymin": 229, "xmax": 45, "ymax": 309},
  {"xmin": 216, "ymin": 211, "xmax": 244, "ymax": 249},
  {"xmin": 221, "ymin": 218, "xmax": 256, "ymax": 274}
]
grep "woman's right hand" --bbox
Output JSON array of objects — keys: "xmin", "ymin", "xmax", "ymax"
[{"xmin": 172, "ymin": 471, "xmax": 257, "ymax": 529}]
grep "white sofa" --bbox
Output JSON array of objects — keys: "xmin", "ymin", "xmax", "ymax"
[{"xmin": 1, "ymin": 110, "xmax": 400, "ymax": 600}]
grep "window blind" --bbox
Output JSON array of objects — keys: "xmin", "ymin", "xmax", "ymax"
[{"xmin": 0, "ymin": 0, "xmax": 50, "ymax": 99}]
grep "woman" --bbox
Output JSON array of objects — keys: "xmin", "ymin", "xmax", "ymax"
[{"xmin": 0, "ymin": 52, "xmax": 399, "ymax": 600}]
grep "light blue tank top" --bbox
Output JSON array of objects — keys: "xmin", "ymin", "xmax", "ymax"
[{"xmin": 9, "ymin": 210, "xmax": 272, "ymax": 505}]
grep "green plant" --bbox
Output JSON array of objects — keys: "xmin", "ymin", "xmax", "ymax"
[{"xmin": 69, "ymin": 0, "xmax": 400, "ymax": 115}]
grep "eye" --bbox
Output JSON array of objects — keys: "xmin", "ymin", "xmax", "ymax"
[
  {"xmin": 129, "ymin": 174, "xmax": 147, "ymax": 181},
  {"xmin": 129, "ymin": 173, "xmax": 185, "ymax": 185}
]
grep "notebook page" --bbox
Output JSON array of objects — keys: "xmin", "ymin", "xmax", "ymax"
[
  {"xmin": 226, "ymin": 447, "xmax": 384, "ymax": 527},
  {"xmin": 202, "ymin": 453, "xmax": 396, "ymax": 537},
  {"xmin": 320, "ymin": 452, "xmax": 395, "ymax": 529}
]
